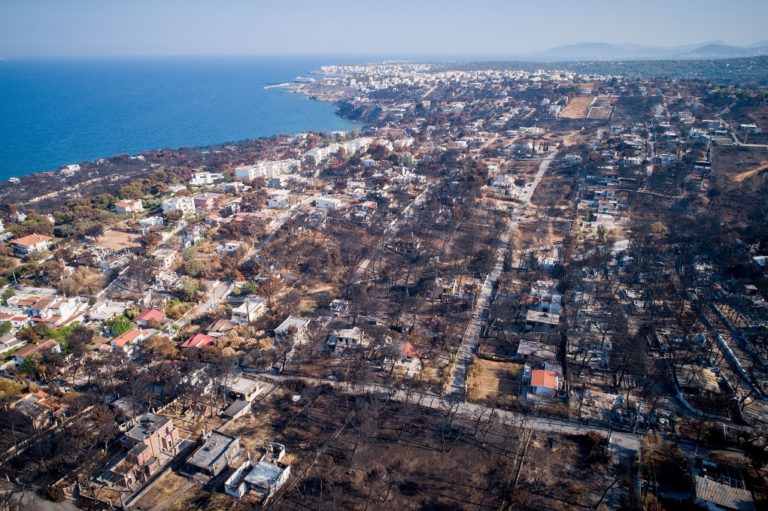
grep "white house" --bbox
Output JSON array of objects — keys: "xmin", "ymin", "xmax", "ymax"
[
  {"xmin": 189, "ymin": 171, "xmax": 224, "ymax": 186},
  {"xmin": 314, "ymin": 197, "xmax": 343, "ymax": 210},
  {"xmin": 217, "ymin": 240, "xmax": 242, "ymax": 254},
  {"xmin": 161, "ymin": 197, "xmax": 195, "ymax": 216},
  {"xmin": 60, "ymin": 164, "xmax": 81, "ymax": 176},
  {"xmin": 234, "ymin": 165, "xmax": 263, "ymax": 182},
  {"xmin": 274, "ymin": 316, "xmax": 310, "ymax": 343},
  {"xmin": 114, "ymin": 199, "xmax": 143, "ymax": 215},
  {"xmin": 530, "ymin": 369, "xmax": 559, "ymax": 397},
  {"xmin": 30, "ymin": 296, "xmax": 86, "ymax": 326},
  {"xmin": 231, "ymin": 297, "xmax": 265, "ymax": 323},
  {"xmin": 14, "ymin": 340, "xmax": 61, "ymax": 365},
  {"xmin": 11, "ymin": 234, "xmax": 53, "ymax": 257},
  {"xmin": 139, "ymin": 216, "xmax": 164, "ymax": 233}
]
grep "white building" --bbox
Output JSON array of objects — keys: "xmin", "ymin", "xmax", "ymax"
[
  {"xmin": 217, "ymin": 240, "xmax": 242, "ymax": 253},
  {"xmin": 234, "ymin": 165, "xmax": 264, "ymax": 182},
  {"xmin": 139, "ymin": 216, "xmax": 164, "ymax": 232},
  {"xmin": 224, "ymin": 459, "xmax": 290, "ymax": 500},
  {"xmin": 114, "ymin": 199, "xmax": 143, "ymax": 215},
  {"xmin": 234, "ymin": 159, "xmax": 301, "ymax": 182},
  {"xmin": 161, "ymin": 197, "xmax": 195, "ymax": 216},
  {"xmin": 304, "ymin": 137, "xmax": 372, "ymax": 165},
  {"xmin": 274, "ymin": 316, "xmax": 310, "ymax": 343},
  {"xmin": 11, "ymin": 234, "xmax": 53, "ymax": 257},
  {"xmin": 60, "ymin": 164, "xmax": 81, "ymax": 176},
  {"xmin": 29, "ymin": 296, "xmax": 88, "ymax": 327},
  {"xmin": 189, "ymin": 171, "xmax": 224, "ymax": 186},
  {"xmin": 231, "ymin": 297, "xmax": 265, "ymax": 323},
  {"xmin": 530, "ymin": 369, "xmax": 559, "ymax": 397},
  {"xmin": 314, "ymin": 197, "xmax": 343, "ymax": 210}
]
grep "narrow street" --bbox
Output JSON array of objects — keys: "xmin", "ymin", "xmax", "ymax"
[{"xmin": 445, "ymin": 151, "xmax": 557, "ymax": 395}]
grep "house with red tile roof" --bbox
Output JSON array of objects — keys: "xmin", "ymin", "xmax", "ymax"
[
  {"xmin": 530, "ymin": 369, "xmax": 559, "ymax": 397},
  {"xmin": 181, "ymin": 333, "xmax": 216, "ymax": 349},
  {"xmin": 11, "ymin": 234, "xmax": 53, "ymax": 257},
  {"xmin": 114, "ymin": 199, "xmax": 143, "ymax": 215},
  {"xmin": 14, "ymin": 339, "xmax": 61, "ymax": 365},
  {"xmin": 135, "ymin": 309, "xmax": 166, "ymax": 327},
  {"xmin": 0, "ymin": 313, "xmax": 29, "ymax": 329},
  {"xmin": 109, "ymin": 330, "xmax": 151, "ymax": 354}
]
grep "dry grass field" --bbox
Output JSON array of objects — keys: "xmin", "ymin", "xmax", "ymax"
[
  {"xmin": 560, "ymin": 96, "xmax": 594, "ymax": 119},
  {"xmin": 94, "ymin": 229, "xmax": 141, "ymax": 250},
  {"xmin": 467, "ymin": 357, "xmax": 523, "ymax": 402}
]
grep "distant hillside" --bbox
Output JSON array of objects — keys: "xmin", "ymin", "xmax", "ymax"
[
  {"xmin": 437, "ymin": 56, "xmax": 768, "ymax": 85},
  {"xmin": 535, "ymin": 41, "xmax": 768, "ymax": 61}
]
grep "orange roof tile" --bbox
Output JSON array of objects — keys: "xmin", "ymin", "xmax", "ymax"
[
  {"xmin": 181, "ymin": 333, "xmax": 216, "ymax": 349},
  {"xmin": 12, "ymin": 234, "xmax": 52, "ymax": 247},
  {"xmin": 531, "ymin": 369, "xmax": 558, "ymax": 389}
]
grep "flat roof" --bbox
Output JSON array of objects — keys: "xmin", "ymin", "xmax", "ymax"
[
  {"xmin": 125, "ymin": 413, "xmax": 170, "ymax": 441},
  {"xmin": 245, "ymin": 461, "xmax": 284, "ymax": 488},
  {"xmin": 226, "ymin": 376, "xmax": 261, "ymax": 396},
  {"xmin": 525, "ymin": 310, "xmax": 560, "ymax": 326},
  {"xmin": 275, "ymin": 316, "xmax": 309, "ymax": 334},
  {"xmin": 223, "ymin": 399, "xmax": 250, "ymax": 418},
  {"xmin": 187, "ymin": 431, "xmax": 238, "ymax": 469}
]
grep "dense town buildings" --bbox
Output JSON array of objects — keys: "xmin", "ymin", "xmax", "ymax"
[{"xmin": 0, "ymin": 60, "xmax": 766, "ymax": 510}]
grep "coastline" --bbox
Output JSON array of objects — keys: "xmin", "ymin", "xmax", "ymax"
[
  {"xmin": 0, "ymin": 75, "xmax": 363, "ymax": 210},
  {"xmin": 0, "ymin": 58, "xmax": 358, "ymax": 183}
]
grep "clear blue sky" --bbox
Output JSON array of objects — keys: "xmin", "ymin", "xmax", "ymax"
[{"xmin": 1, "ymin": 0, "xmax": 766, "ymax": 57}]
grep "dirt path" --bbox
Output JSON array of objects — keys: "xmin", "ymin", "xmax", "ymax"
[{"xmin": 732, "ymin": 161, "xmax": 768, "ymax": 183}]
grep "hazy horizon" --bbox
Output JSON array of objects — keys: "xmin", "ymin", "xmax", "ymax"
[{"xmin": 2, "ymin": 0, "xmax": 767, "ymax": 58}]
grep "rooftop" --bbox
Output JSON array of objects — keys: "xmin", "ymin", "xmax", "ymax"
[
  {"xmin": 125, "ymin": 413, "xmax": 171, "ymax": 442},
  {"xmin": 135, "ymin": 308, "xmax": 165, "ymax": 322},
  {"xmin": 694, "ymin": 475, "xmax": 754, "ymax": 511},
  {"xmin": 187, "ymin": 431, "xmax": 238, "ymax": 469},
  {"xmin": 226, "ymin": 376, "xmax": 262, "ymax": 397},
  {"xmin": 525, "ymin": 310, "xmax": 560, "ymax": 326},
  {"xmin": 275, "ymin": 316, "xmax": 310, "ymax": 335},
  {"xmin": 244, "ymin": 461, "xmax": 285, "ymax": 490},
  {"xmin": 110, "ymin": 329, "xmax": 147, "ymax": 348},
  {"xmin": 12, "ymin": 234, "xmax": 52, "ymax": 247},
  {"xmin": 531, "ymin": 369, "xmax": 558, "ymax": 389},
  {"xmin": 14, "ymin": 339, "xmax": 59, "ymax": 357},
  {"xmin": 181, "ymin": 333, "xmax": 216, "ymax": 349}
]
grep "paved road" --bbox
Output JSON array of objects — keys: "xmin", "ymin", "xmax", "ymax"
[
  {"xmin": 257, "ymin": 373, "xmax": 641, "ymax": 452},
  {"xmin": 445, "ymin": 151, "xmax": 556, "ymax": 395},
  {"xmin": 172, "ymin": 280, "xmax": 232, "ymax": 329}
]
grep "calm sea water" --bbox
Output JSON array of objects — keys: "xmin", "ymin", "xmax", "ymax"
[{"xmin": 0, "ymin": 57, "xmax": 356, "ymax": 181}]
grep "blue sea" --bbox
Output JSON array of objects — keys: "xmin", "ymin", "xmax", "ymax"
[{"xmin": 0, "ymin": 57, "xmax": 357, "ymax": 181}]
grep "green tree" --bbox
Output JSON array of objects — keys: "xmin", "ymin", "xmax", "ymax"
[
  {"xmin": 0, "ymin": 288, "xmax": 15, "ymax": 305},
  {"xmin": 19, "ymin": 357, "xmax": 39, "ymax": 378},
  {"xmin": 0, "ymin": 321, "xmax": 11, "ymax": 336},
  {"xmin": 106, "ymin": 316, "xmax": 133, "ymax": 336},
  {"xmin": 177, "ymin": 277, "xmax": 201, "ymax": 302}
]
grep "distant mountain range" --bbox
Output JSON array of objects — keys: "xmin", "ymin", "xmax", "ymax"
[{"xmin": 532, "ymin": 41, "xmax": 768, "ymax": 61}]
